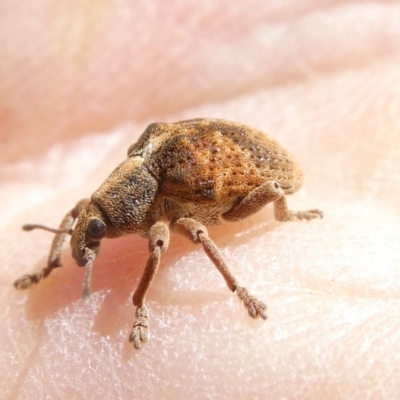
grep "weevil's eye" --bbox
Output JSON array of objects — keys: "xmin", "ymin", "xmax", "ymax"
[{"xmin": 87, "ymin": 219, "xmax": 106, "ymax": 239}]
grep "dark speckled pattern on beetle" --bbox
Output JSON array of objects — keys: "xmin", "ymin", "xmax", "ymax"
[
  {"xmin": 14, "ymin": 118, "xmax": 323, "ymax": 350},
  {"xmin": 130, "ymin": 119, "xmax": 303, "ymax": 200}
]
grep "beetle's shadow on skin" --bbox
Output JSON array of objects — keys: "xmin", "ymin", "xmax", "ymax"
[{"xmin": 23, "ymin": 208, "xmax": 278, "ymax": 338}]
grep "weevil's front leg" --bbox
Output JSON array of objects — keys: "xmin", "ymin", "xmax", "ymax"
[
  {"xmin": 223, "ymin": 181, "xmax": 323, "ymax": 222},
  {"xmin": 171, "ymin": 217, "xmax": 267, "ymax": 320},
  {"xmin": 14, "ymin": 198, "xmax": 90, "ymax": 290},
  {"xmin": 129, "ymin": 222, "xmax": 170, "ymax": 349}
]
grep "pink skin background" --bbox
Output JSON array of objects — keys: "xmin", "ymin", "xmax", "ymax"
[{"xmin": 1, "ymin": 1, "xmax": 400, "ymax": 399}]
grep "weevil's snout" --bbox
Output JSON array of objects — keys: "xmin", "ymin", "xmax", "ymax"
[{"xmin": 70, "ymin": 205, "xmax": 107, "ymax": 267}]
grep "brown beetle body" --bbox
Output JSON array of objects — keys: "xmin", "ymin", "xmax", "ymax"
[{"xmin": 14, "ymin": 118, "xmax": 322, "ymax": 349}]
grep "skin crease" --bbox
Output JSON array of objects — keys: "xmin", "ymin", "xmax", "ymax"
[{"xmin": 1, "ymin": 0, "xmax": 400, "ymax": 399}]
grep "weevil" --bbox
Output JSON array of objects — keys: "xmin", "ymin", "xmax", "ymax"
[{"xmin": 14, "ymin": 118, "xmax": 322, "ymax": 349}]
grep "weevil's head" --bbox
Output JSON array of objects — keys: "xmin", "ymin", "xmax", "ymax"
[
  {"xmin": 70, "ymin": 203, "xmax": 108, "ymax": 266},
  {"xmin": 70, "ymin": 157, "xmax": 159, "ymax": 266}
]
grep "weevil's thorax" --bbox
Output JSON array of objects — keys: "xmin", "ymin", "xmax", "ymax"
[{"xmin": 91, "ymin": 157, "xmax": 160, "ymax": 237}]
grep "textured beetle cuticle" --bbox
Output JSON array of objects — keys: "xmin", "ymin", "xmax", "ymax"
[{"xmin": 14, "ymin": 118, "xmax": 322, "ymax": 349}]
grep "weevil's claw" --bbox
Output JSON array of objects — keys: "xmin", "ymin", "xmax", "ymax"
[
  {"xmin": 129, "ymin": 305, "xmax": 149, "ymax": 349},
  {"xmin": 236, "ymin": 286, "xmax": 268, "ymax": 320}
]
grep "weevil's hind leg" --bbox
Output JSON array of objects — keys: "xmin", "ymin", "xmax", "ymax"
[
  {"xmin": 129, "ymin": 222, "xmax": 170, "ymax": 349},
  {"xmin": 171, "ymin": 218, "xmax": 268, "ymax": 320},
  {"xmin": 222, "ymin": 181, "xmax": 323, "ymax": 222},
  {"xmin": 14, "ymin": 198, "xmax": 90, "ymax": 290}
]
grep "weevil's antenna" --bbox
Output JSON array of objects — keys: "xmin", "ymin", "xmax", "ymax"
[
  {"xmin": 23, "ymin": 224, "xmax": 73, "ymax": 235},
  {"xmin": 82, "ymin": 250, "xmax": 96, "ymax": 302}
]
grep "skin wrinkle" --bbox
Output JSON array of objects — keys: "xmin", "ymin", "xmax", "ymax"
[
  {"xmin": 1, "ymin": 1, "xmax": 400, "ymax": 399},
  {"xmin": 1, "ymin": 2, "xmax": 400, "ymax": 162}
]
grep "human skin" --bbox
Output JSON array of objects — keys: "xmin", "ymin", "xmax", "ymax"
[{"xmin": 1, "ymin": 1, "xmax": 400, "ymax": 399}]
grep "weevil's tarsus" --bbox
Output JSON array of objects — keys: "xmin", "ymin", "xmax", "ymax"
[
  {"xmin": 291, "ymin": 208, "xmax": 324, "ymax": 220},
  {"xmin": 129, "ymin": 305, "xmax": 149, "ymax": 349},
  {"xmin": 13, "ymin": 269, "xmax": 52, "ymax": 290},
  {"xmin": 236, "ymin": 286, "xmax": 268, "ymax": 320}
]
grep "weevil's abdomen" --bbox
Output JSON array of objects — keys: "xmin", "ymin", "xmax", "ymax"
[{"xmin": 134, "ymin": 119, "xmax": 303, "ymax": 204}]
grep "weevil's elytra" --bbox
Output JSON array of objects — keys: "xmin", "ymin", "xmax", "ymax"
[{"xmin": 14, "ymin": 118, "xmax": 323, "ymax": 349}]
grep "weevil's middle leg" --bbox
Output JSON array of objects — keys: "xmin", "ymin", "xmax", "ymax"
[
  {"xmin": 14, "ymin": 198, "xmax": 90, "ymax": 290},
  {"xmin": 129, "ymin": 222, "xmax": 170, "ymax": 349},
  {"xmin": 171, "ymin": 217, "xmax": 268, "ymax": 320}
]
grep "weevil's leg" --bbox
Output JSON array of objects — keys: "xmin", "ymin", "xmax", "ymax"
[
  {"xmin": 171, "ymin": 217, "xmax": 267, "ymax": 320},
  {"xmin": 14, "ymin": 198, "xmax": 90, "ymax": 290},
  {"xmin": 274, "ymin": 192, "xmax": 323, "ymax": 221},
  {"xmin": 223, "ymin": 181, "xmax": 323, "ymax": 222},
  {"xmin": 129, "ymin": 222, "xmax": 170, "ymax": 349},
  {"xmin": 82, "ymin": 248, "xmax": 96, "ymax": 301}
]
